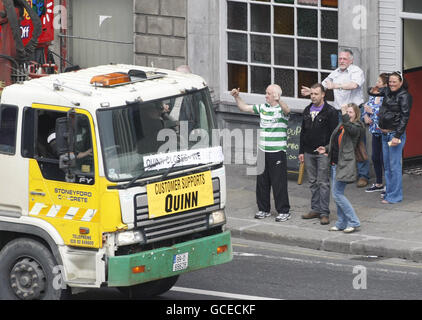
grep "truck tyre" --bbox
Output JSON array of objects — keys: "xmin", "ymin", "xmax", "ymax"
[
  {"xmin": 118, "ymin": 275, "xmax": 179, "ymax": 299},
  {"xmin": 0, "ymin": 238, "xmax": 67, "ymax": 300}
]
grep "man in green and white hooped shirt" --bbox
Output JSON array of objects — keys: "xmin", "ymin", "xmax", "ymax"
[{"xmin": 231, "ymin": 84, "xmax": 291, "ymax": 222}]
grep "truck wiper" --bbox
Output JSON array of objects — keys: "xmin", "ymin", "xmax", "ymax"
[
  {"xmin": 121, "ymin": 170, "xmax": 151, "ymax": 190},
  {"xmin": 121, "ymin": 160, "xmax": 163, "ymax": 189},
  {"xmin": 159, "ymin": 156, "xmax": 185, "ymax": 182}
]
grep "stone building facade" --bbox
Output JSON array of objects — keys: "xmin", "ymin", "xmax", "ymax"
[{"xmin": 133, "ymin": 0, "xmax": 188, "ymax": 70}]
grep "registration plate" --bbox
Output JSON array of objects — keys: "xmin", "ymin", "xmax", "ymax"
[{"xmin": 173, "ymin": 252, "xmax": 189, "ymax": 272}]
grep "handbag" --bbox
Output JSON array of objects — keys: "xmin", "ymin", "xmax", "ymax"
[{"xmin": 355, "ymin": 140, "xmax": 368, "ymax": 162}]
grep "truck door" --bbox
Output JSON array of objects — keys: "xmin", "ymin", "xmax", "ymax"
[
  {"xmin": 23, "ymin": 104, "xmax": 101, "ymax": 248},
  {"xmin": 0, "ymin": 104, "xmax": 27, "ymax": 216}
]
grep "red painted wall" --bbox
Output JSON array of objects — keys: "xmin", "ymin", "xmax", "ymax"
[{"xmin": 404, "ymin": 68, "xmax": 422, "ymax": 159}]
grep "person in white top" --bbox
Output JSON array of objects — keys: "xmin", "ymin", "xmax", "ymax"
[
  {"xmin": 301, "ymin": 49, "xmax": 365, "ymax": 110},
  {"xmin": 301, "ymin": 49, "xmax": 370, "ymax": 188}
]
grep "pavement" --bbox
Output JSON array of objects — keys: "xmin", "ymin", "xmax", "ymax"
[{"xmin": 224, "ymin": 163, "xmax": 422, "ymax": 262}]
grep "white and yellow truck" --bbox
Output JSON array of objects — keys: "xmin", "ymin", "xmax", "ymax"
[{"xmin": 0, "ymin": 64, "xmax": 232, "ymax": 299}]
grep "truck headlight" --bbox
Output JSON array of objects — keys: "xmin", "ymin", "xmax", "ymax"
[
  {"xmin": 209, "ymin": 210, "xmax": 226, "ymax": 226},
  {"xmin": 116, "ymin": 230, "xmax": 144, "ymax": 246}
]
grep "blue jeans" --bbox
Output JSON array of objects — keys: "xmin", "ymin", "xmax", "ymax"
[
  {"xmin": 331, "ymin": 165, "xmax": 361, "ymax": 229},
  {"xmin": 382, "ymin": 132, "xmax": 406, "ymax": 203}
]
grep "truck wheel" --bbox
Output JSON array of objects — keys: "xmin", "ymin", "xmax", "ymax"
[
  {"xmin": 0, "ymin": 238, "xmax": 67, "ymax": 300},
  {"xmin": 118, "ymin": 275, "xmax": 179, "ymax": 299}
]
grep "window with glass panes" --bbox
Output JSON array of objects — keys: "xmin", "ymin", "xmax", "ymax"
[{"xmin": 226, "ymin": 0, "xmax": 338, "ymax": 100}]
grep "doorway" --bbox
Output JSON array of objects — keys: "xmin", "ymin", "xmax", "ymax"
[{"xmin": 402, "ymin": 11, "xmax": 422, "ymax": 160}]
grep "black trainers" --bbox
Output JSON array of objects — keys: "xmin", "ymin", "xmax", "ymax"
[
  {"xmin": 255, "ymin": 211, "xmax": 271, "ymax": 219},
  {"xmin": 365, "ymin": 184, "xmax": 385, "ymax": 193},
  {"xmin": 275, "ymin": 213, "xmax": 291, "ymax": 222}
]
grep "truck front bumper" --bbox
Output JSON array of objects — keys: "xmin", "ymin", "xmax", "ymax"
[{"xmin": 107, "ymin": 231, "xmax": 232, "ymax": 287}]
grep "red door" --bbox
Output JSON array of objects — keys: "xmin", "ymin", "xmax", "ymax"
[{"xmin": 404, "ymin": 68, "xmax": 422, "ymax": 159}]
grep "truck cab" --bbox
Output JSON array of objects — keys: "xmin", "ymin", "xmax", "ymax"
[{"xmin": 0, "ymin": 64, "xmax": 232, "ymax": 299}]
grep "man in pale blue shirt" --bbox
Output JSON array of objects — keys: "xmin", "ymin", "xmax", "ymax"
[{"xmin": 301, "ymin": 49, "xmax": 370, "ymax": 188}]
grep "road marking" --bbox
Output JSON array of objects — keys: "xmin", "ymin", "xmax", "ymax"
[
  {"xmin": 233, "ymin": 242, "xmax": 343, "ymax": 261},
  {"xmin": 234, "ymin": 241, "xmax": 422, "ymax": 272},
  {"xmin": 232, "ymin": 252, "xmax": 420, "ymax": 276},
  {"xmin": 377, "ymin": 261, "xmax": 422, "ymax": 272},
  {"xmin": 171, "ymin": 286, "xmax": 280, "ymax": 300}
]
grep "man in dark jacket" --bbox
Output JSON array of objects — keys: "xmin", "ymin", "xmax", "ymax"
[{"xmin": 299, "ymin": 83, "xmax": 339, "ymax": 225}]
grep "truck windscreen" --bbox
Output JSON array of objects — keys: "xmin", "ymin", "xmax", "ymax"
[{"xmin": 97, "ymin": 88, "xmax": 218, "ymax": 182}]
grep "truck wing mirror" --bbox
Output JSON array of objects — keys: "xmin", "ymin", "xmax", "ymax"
[
  {"xmin": 55, "ymin": 110, "xmax": 76, "ymax": 171},
  {"xmin": 55, "ymin": 117, "xmax": 71, "ymax": 154}
]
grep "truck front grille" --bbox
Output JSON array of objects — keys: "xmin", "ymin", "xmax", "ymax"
[{"xmin": 134, "ymin": 178, "xmax": 221, "ymax": 243}]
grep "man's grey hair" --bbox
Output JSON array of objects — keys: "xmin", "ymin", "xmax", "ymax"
[{"xmin": 340, "ymin": 48, "xmax": 354, "ymax": 58}]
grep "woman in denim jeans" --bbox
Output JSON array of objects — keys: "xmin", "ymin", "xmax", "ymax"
[
  {"xmin": 316, "ymin": 103, "xmax": 364, "ymax": 233},
  {"xmin": 362, "ymin": 73, "xmax": 389, "ymax": 192},
  {"xmin": 378, "ymin": 72, "xmax": 412, "ymax": 204}
]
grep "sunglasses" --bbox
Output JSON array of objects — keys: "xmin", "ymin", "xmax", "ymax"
[{"xmin": 391, "ymin": 71, "xmax": 403, "ymax": 81}]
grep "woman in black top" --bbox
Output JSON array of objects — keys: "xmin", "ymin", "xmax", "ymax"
[{"xmin": 378, "ymin": 71, "xmax": 412, "ymax": 204}]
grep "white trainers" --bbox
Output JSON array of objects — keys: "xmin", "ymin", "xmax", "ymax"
[
  {"xmin": 329, "ymin": 226, "xmax": 343, "ymax": 231},
  {"xmin": 343, "ymin": 226, "xmax": 359, "ymax": 233},
  {"xmin": 255, "ymin": 211, "xmax": 271, "ymax": 219},
  {"xmin": 275, "ymin": 213, "xmax": 291, "ymax": 222}
]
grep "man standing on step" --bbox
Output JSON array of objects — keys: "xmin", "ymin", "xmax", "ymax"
[
  {"xmin": 230, "ymin": 84, "xmax": 291, "ymax": 222},
  {"xmin": 299, "ymin": 83, "xmax": 338, "ymax": 225}
]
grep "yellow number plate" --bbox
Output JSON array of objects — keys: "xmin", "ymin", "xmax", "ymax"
[{"xmin": 147, "ymin": 171, "xmax": 214, "ymax": 218}]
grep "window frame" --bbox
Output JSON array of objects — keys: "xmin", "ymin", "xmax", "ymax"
[
  {"xmin": 0, "ymin": 104, "xmax": 19, "ymax": 155},
  {"xmin": 21, "ymin": 105, "xmax": 96, "ymax": 185},
  {"xmin": 220, "ymin": 0, "xmax": 338, "ymax": 109}
]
